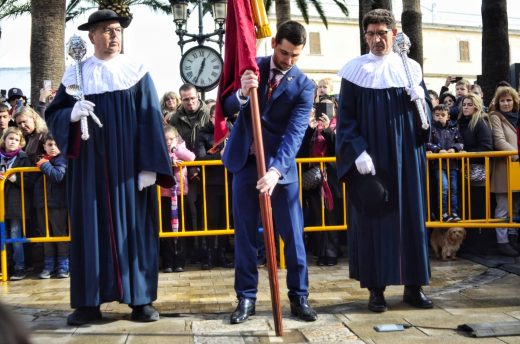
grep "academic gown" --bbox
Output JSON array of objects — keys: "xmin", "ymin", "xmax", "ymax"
[
  {"xmin": 336, "ymin": 52, "xmax": 431, "ymax": 289},
  {"xmin": 45, "ymin": 54, "xmax": 174, "ymax": 308}
]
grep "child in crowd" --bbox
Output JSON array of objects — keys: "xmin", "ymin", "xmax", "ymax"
[
  {"xmin": 449, "ymin": 78, "xmax": 471, "ymax": 120},
  {"xmin": 426, "ymin": 104, "xmax": 464, "ymax": 222},
  {"xmin": 35, "ymin": 133, "xmax": 69, "ymax": 279},
  {"xmin": 0, "ymin": 127, "xmax": 32, "ymax": 280},
  {"xmin": 0, "ymin": 104, "xmax": 10, "ymax": 137},
  {"xmin": 160, "ymin": 125, "xmax": 195, "ymax": 273},
  {"xmin": 317, "ymin": 78, "xmax": 334, "ymax": 100}
]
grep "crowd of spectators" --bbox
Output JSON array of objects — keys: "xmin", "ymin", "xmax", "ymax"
[{"xmin": 1, "ymin": 73, "xmax": 520, "ymax": 281}]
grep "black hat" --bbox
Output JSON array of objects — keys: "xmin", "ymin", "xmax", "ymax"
[
  {"xmin": 346, "ymin": 169, "xmax": 394, "ymax": 217},
  {"xmin": 78, "ymin": 9, "xmax": 131, "ymax": 31},
  {"xmin": 7, "ymin": 88, "xmax": 27, "ymax": 102}
]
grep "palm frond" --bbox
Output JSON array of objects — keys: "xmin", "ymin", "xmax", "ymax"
[
  {"xmin": 295, "ymin": 0, "xmax": 309, "ymax": 24},
  {"xmin": 331, "ymin": 0, "xmax": 349, "ymax": 17},
  {"xmin": 309, "ymin": 0, "xmax": 328, "ymax": 28},
  {"xmin": 264, "ymin": 0, "xmax": 272, "ymax": 14},
  {"xmin": 66, "ymin": 5, "xmax": 97, "ymax": 22},
  {"xmin": 0, "ymin": 1, "xmax": 30, "ymax": 20},
  {"xmin": 127, "ymin": 0, "xmax": 171, "ymax": 14}
]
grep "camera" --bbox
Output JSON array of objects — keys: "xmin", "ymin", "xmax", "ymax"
[
  {"xmin": 314, "ymin": 102, "xmax": 334, "ymax": 120},
  {"xmin": 451, "ymin": 76, "xmax": 463, "ymax": 83}
]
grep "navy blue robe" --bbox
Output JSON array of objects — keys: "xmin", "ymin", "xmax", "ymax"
[
  {"xmin": 45, "ymin": 58, "xmax": 173, "ymax": 308},
  {"xmin": 336, "ymin": 53, "xmax": 431, "ymax": 289}
]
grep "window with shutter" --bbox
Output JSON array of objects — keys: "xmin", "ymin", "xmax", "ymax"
[
  {"xmin": 459, "ymin": 40, "xmax": 470, "ymax": 62},
  {"xmin": 309, "ymin": 32, "xmax": 321, "ymax": 55}
]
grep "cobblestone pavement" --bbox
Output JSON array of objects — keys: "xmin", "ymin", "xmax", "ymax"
[{"xmin": 1, "ymin": 256, "xmax": 519, "ymax": 343}]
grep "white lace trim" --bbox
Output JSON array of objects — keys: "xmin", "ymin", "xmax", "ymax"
[
  {"xmin": 337, "ymin": 52, "xmax": 423, "ymax": 89},
  {"xmin": 62, "ymin": 54, "xmax": 147, "ymax": 95}
]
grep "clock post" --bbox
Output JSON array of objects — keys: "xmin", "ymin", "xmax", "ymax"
[{"xmin": 170, "ymin": 0, "xmax": 227, "ymax": 95}]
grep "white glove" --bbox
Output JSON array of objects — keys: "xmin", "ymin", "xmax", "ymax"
[
  {"xmin": 355, "ymin": 151, "xmax": 376, "ymax": 175},
  {"xmin": 256, "ymin": 168, "xmax": 280, "ymax": 196},
  {"xmin": 405, "ymin": 85, "xmax": 425, "ymax": 102},
  {"xmin": 70, "ymin": 100, "xmax": 95, "ymax": 123},
  {"xmin": 138, "ymin": 171, "xmax": 157, "ymax": 191}
]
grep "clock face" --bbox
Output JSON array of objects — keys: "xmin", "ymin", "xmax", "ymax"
[{"xmin": 180, "ymin": 46, "xmax": 223, "ymax": 91}]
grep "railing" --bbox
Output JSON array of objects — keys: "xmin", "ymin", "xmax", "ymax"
[
  {"xmin": 425, "ymin": 151, "xmax": 520, "ymax": 228},
  {"xmin": 1, "ymin": 152, "xmax": 519, "ymax": 280}
]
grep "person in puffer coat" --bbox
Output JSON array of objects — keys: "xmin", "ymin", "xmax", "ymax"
[{"xmin": 426, "ymin": 104, "xmax": 464, "ymax": 222}]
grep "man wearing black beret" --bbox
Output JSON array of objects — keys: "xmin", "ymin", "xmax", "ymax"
[{"xmin": 45, "ymin": 9, "xmax": 174, "ymax": 325}]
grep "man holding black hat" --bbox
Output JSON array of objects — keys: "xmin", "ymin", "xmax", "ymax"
[
  {"xmin": 336, "ymin": 9, "xmax": 433, "ymax": 313},
  {"xmin": 45, "ymin": 9, "xmax": 174, "ymax": 325}
]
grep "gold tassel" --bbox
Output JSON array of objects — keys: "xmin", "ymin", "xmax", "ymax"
[{"xmin": 250, "ymin": 0, "xmax": 272, "ymax": 39}]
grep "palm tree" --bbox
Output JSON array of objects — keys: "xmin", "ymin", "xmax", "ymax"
[
  {"xmin": 0, "ymin": 0, "xmax": 171, "ymax": 104},
  {"xmin": 30, "ymin": 0, "xmax": 66, "ymax": 107},
  {"xmin": 401, "ymin": 0, "xmax": 423, "ymax": 68},
  {"xmin": 481, "ymin": 0, "xmax": 509, "ymax": 106},
  {"xmin": 264, "ymin": 0, "xmax": 349, "ymax": 29},
  {"xmin": 358, "ymin": 0, "xmax": 391, "ymax": 54}
]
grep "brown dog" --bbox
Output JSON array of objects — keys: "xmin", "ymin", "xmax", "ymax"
[{"xmin": 430, "ymin": 227, "xmax": 466, "ymax": 260}]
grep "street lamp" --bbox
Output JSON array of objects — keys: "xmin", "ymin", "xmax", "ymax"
[{"xmin": 170, "ymin": 0, "xmax": 227, "ymax": 54}]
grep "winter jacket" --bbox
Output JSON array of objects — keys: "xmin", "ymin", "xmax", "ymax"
[
  {"xmin": 169, "ymin": 101, "xmax": 210, "ymax": 151},
  {"xmin": 195, "ymin": 122, "xmax": 225, "ymax": 187},
  {"xmin": 458, "ymin": 115, "xmax": 493, "ymax": 164},
  {"xmin": 489, "ymin": 111, "xmax": 519, "ymax": 193},
  {"xmin": 160, "ymin": 141, "xmax": 195, "ymax": 197},
  {"xmin": 3, "ymin": 150, "xmax": 33, "ymax": 219},
  {"xmin": 426, "ymin": 120, "xmax": 464, "ymax": 170},
  {"xmin": 33, "ymin": 154, "xmax": 67, "ymax": 208}
]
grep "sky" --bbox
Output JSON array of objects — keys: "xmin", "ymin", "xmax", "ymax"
[{"xmin": 0, "ymin": 0, "xmax": 519, "ymax": 100}]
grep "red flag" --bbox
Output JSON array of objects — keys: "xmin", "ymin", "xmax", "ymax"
[{"xmin": 214, "ymin": 0, "xmax": 259, "ymax": 143}]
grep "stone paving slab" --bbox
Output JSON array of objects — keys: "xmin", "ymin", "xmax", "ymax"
[{"xmin": 1, "ymin": 258, "xmax": 520, "ymax": 343}]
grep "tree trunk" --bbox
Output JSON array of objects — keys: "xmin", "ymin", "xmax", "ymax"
[
  {"xmin": 358, "ymin": 0, "xmax": 392, "ymax": 54},
  {"xmin": 30, "ymin": 0, "xmax": 66, "ymax": 108},
  {"xmin": 401, "ymin": 0, "xmax": 423, "ymax": 68},
  {"xmin": 275, "ymin": 0, "xmax": 291, "ymax": 28},
  {"xmin": 481, "ymin": 0, "xmax": 509, "ymax": 106}
]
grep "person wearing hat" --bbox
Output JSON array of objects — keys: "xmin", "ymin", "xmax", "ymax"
[
  {"xmin": 45, "ymin": 9, "xmax": 174, "ymax": 325},
  {"xmin": 6, "ymin": 88, "xmax": 28, "ymax": 120},
  {"xmin": 7, "ymin": 88, "xmax": 27, "ymax": 107},
  {"xmin": 336, "ymin": 9, "xmax": 433, "ymax": 313}
]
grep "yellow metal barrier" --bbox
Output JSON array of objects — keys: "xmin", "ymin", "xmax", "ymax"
[
  {"xmin": 2, "ymin": 152, "xmax": 519, "ymax": 280},
  {"xmin": 425, "ymin": 151, "xmax": 520, "ymax": 228},
  {"xmin": 0, "ymin": 167, "xmax": 71, "ymax": 281}
]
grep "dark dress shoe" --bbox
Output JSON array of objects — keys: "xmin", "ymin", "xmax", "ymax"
[
  {"xmin": 497, "ymin": 243, "xmax": 519, "ymax": 257},
  {"xmin": 289, "ymin": 296, "xmax": 318, "ymax": 321},
  {"xmin": 67, "ymin": 306, "xmax": 102, "ymax": 326},
  {"xmin": 368, "ymin": 288, "xmax": 387, "ymax": 312},
  {"xmin": 230, "ymin": 298, "xmax": 255, "ymax": 324},
  {"xmin": 403, "ymin": 286, "xmax": 434, "ymax": 309},
  {"xmin": 324, "ymin": 257, "xmax": 338, "ymax": 266},
  {"xmin": 130, "ymin": 304, "xmax": 160, "ymax": 322}
]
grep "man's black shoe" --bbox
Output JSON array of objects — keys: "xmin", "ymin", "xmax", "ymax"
[
  {"xmin": 289, "ymin": 296, "xmax": 318, "ymax": 321},
  {"xmin": 497, "ymin": 243, "xmax": 520, "ymax": 257},
  {"xmin": 368, "ymin": 288, "xmax": 387, "ymax": 312},
  {"xmin": 67, "ymin": 306, "xmax": 102, "ymax": 326},
  {"xmin": 403, "ymin": 286, "xmax": 434, "ymax": 309},
  {"xmin": 130, "ymin": 304, "xmax": 160, "ymax": 322},
  {"xmin": 230, "ymin": 298, "xmax": 255, "ymax": 324}
]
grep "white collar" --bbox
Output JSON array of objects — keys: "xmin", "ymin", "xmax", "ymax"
[
  {"xmin": 338, "ymin": 51, "xmax": 423, "ymax": 89},
  {"xmin": 269, "ymin": 57, "xmax": 290, "ymax": 76},
  {"xmin": 62, "ymin": 54, "xmax": 148, "ymax": 95}
]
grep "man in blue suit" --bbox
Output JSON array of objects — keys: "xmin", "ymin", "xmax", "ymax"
[{"xmin": 221, "ymin": 20, "xmax": 317, "ymax": 324}]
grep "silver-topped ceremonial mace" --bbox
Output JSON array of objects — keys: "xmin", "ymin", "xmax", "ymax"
[
  {"xmin": 66, "ymin": 35, "xmax": 103, "ymax": 140},
  {"xmin": 392, "ymin": 32, "xmax": 429, "ymax": 130}
]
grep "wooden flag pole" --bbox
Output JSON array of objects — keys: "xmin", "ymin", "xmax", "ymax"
[{"xmin": 249, "ymin": 88, "xmax": 283, "ymax": 336}]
